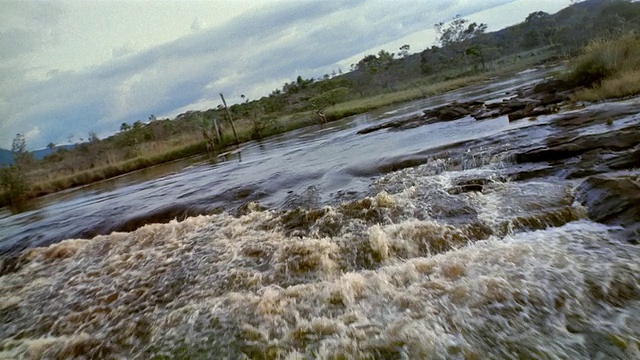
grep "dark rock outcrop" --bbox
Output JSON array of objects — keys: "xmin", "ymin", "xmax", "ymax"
[
  {"xmin": 422, "ymin": 100, "xmax": 484, "ymax": 121},
  {"xmin": 438, "ymin": 106, "xmax": 470, "ymax": 121},
  {"xmin": 357, "ymin": 76, "xmax": 575, "ymax": 135},
  {"xmin": 447, "ymin": 178, "xmax": 492, "ymax": 195},
  {"xmin": 532, "ymin": 79, "xmax": 569, "ymax": 94},
  {"xmin": 356, "ymin": 114, "xmax": 426, "ymax": 135},
  {"xmin": 470, "ymin": 77, "xmax": 571, "ymax": 122},
  {"xmin": 515, "ymin": 126, "xmax": 640, "ymax": 164},
  {"xmin": 357, "ymin": 100, "xmax": 485, "ymax": 135},
  {"xmin": 508, "ymin": 105, "xmax": 559, "ymax": 122},
  {"xmin": 576, "ymin": 175, "xmax": 640, "ymax": 242}
]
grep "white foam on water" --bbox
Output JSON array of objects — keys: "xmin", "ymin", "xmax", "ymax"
[{"xmin": 1, "ymin": 199, "xmax": 638, "ymax": 359}]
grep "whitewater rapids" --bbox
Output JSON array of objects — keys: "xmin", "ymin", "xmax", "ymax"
[{"xmin": 2, "ymin": 163, "xmax": 639, "ymax": 359}]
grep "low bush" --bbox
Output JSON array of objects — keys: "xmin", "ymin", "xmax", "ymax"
[
  {"xmin": 566, "ymin": 33, "xmax": 640, "ymax": 100},
  {"xmin": 0, "ymin": 166, "xmax": 29, "ymax": 205}
]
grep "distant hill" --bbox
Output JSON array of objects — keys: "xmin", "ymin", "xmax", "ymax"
[
  {"xmin": 0, "ymin": 144, "xmax": 76, "ymax": 167},
  {"xmin": 0, "ymin": 148, "xmax": 12, "ymax": 167},
  {"xmin": 32, "ymin": 144, "xmax": 76, "ymax": 161}
]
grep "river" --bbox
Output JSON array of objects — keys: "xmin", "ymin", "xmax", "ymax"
[
  {"xmin": 0, "ymin": 70, "xmax": 547, "ymax": 255},
  {"xmin": 1, "ymin": 68, "xmax": 639, "ymax": 359}
]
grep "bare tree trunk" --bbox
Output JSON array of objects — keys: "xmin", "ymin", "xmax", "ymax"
[
  {"xmin": 316, "ymin": 109, "xmax": 326, "ymax": 124},
  {"xmin": 199, "ymin": 114, "xmax": 216, "ymax": 155},
  {"xmin": 219, "ymin": 93, "xmax": 239, "ymax": 144},
  {"xmin": 212, "ymin": 116, "xmax": 222, "ymax": 143}
]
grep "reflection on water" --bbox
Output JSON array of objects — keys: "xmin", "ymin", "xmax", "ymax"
[{"xmin": 2, "ymin": 67, "xmax": 639, "ymax": 358}]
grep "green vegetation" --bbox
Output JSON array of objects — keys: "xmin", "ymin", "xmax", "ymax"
[
  {"xmin": 567, "ymin": 34, "xmax": 640, "ymax": 101},
  {"xmin": 2, "ymin": 0, "xmax": 640, "ymax": 208},
  {"xmin": 0, "ymin": 134, "xmax": 33, "ymax": 206}
]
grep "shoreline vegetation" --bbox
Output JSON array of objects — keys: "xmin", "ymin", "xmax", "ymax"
[{"xmin": 2, "ymin": 0, "xmax": 640, "ymax": 209}]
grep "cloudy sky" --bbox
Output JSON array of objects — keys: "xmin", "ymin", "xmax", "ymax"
[{"xmin": 1, "ymin": 0, "xmax": 571, "ymax": 150}]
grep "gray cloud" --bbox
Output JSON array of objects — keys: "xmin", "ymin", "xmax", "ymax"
[
  {"xmin": 1, "ymin": 0, "xmax": 524, "ymax": 149},
  {"xmin": 0, "ymin": 1, "xmax": 63, "ymax": 61}
]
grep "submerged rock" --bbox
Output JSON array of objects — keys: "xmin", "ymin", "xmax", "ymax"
[
  {"xmin": 356, "ymin": 114, "xmax": 427, "ymax": 135},
  {"xmin": 507, "ymin": 105, "xmax": 558, "ymax": 122},
  {"xmin": 358, "ymin": 101, "xmax": 485, "ymax": 135},
  {"xmin": 446, "ymin": 178, "xmax": 490, "ymax": 195},
  {"xmin": 426, "ymin": 100, "xmax": 484, "ymax": 121}
]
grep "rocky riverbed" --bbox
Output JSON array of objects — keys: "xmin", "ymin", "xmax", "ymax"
[{"xmin": 357, "ymin": 77, "xmax": 639, "ymax": 243}]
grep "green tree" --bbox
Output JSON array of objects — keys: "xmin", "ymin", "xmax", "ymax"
[
  {"xmin": 0, "ymin": 166, "xmax": 28, "ymax": 205},
  {"xmin": 399, "ymin": 44, "xmax": 411, "ymax": 58},
  {"xmin": 88, "ymin": 131, "xmax": 100, "ymax": 143},
  {"xmin": 435, "ymin": 15, "xmax": 487, "ymax": 47},
  {"xmin": 522, "ymin": 11, "xmax": 555, "ymax": 48},
  {"xmin": 434, "ymin": 15, "xmax": 487, "ymax": 68},
  {"xmin": 1, "ymin": 133, "xmax": 32, "ymax": 204},
  {"xmin": 465, "ymin": 45, "xmax": 485, "ymax": 70},
  {"xmin": 435, "ymin": 15, "xmax": 487, "ymax": 48},
  {"xmin": 309, "ymin": 87, "xmax": 350, "ymax": 122},
  {"xmin": 356, "ymin": 50, "xmax": 395, "ymax": 73},
  {"xmin": 11, "ymin": 133, "xmax": 32, "ymax": 168}
]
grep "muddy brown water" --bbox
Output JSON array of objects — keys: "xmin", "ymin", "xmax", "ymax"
[{"xmin": 1, "ymin": 68, "xmax": 639, "ymax": 359}]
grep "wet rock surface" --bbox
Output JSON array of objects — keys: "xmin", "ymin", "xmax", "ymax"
[
  {"xmin": 576, "ymin": 175, "xmax": 640, "ymax": 241},
  {"xmin": 515, "ymin": 126, "xmax": 640, "ymax": 166},
  {"xmin": 446, "ymin": 178, "xmax": 492, "ymax": 195},
  {"xmin": 358, "ymin": 75, "xmax": 640, "ymax": 241},
  {"xmin": 512, "ymin": 104, "xmax": 640, "ymax": 238},
  {"xmin": 356, "ymin": 78, "xmax": 572, "ymax": 135}
]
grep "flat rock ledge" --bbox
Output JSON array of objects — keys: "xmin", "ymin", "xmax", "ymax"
[{"xmin": 357, "ymin": 78, "xmax": 572, "ymax": 135}]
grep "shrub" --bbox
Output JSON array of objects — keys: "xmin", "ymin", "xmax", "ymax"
[
  {"xmin": 0, "ymin": 165, "xmax": 29, "ymax": 204},
  {"xmin": 566, "ymin": 33, "xmax": 640, "ymax": 100}
]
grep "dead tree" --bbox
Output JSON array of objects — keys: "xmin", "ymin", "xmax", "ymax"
[
  {"xmin": 316, "ymin": 109, "xmax": 326, "ymax": 124},
  {"xmin": 219, "ymin": 93, "xmax": 239, "ymax": 144}
]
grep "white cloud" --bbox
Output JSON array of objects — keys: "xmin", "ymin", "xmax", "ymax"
[{"xmin": 24, "ymin": 126, "xmax": 41, "ymax": 144}]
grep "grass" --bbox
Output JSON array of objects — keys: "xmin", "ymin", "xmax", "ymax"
[
  {"xmin": 324, "ymin": 50, "xmax": 556, "ymax": 122},
  {"xmin": 325, "ymin": 75, "xmax": 490, "ymax": 121},
  {"xmin": 27, "ymin": 141, "xmax": 208, "ymax": 198},
  {"xmin": 567, "ymin": 33, "xmax": 640, "ymax": 101}
]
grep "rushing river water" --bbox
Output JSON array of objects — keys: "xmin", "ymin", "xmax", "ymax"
[{"xmin": 1, "ymin": 68, "xmax": 639, "ymax": 359}]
